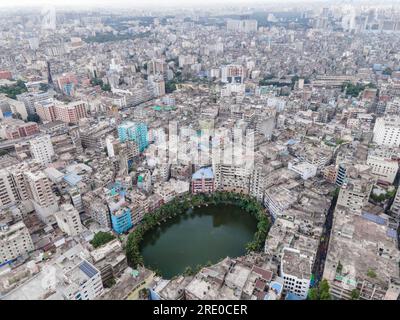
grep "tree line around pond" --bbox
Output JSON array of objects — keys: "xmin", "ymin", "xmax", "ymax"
[{"xmin": 125, "ymin": 191, "xmax": 271, "ymax": 270}]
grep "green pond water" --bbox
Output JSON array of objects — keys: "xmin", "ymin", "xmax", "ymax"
[{"xmin": 140, "ymin": 204, "xmax": 258, "ymax": 279}]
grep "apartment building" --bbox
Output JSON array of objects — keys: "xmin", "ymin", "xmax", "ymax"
[
  {"xmin": 213, "ymin": 163, "xmax": 251, "ymax": 194},
  {"xmin": 366, "ymin": 153, "xmax": 399, "ymax": 184},
  {"xmin": 35, "ymin": 99, "xmax": 57, "ymax": 122},
  {"xmin": 0, "ymin": 221, "xmax": 34, "ymax": 264},
  {"xmin": 29, "ymin": 135, "xmax": 55, "ymax": 165},
  {"xmin": 280, "ymin": 247, "xmax": 312, "ymax": 300},
  {"xmin": 3, "ymin": 119, "xmax": 39, "ymax": 140},
  {"xmin": 323, "ymin": 206, "xmax": 400, "ymax": 300},
  {"xmin": 25, "ymin": 170, "xmax": 58, "ymax": 223},
  {"xmin": 55, "ymin": 203, "xmax": 84, "ymax": 237},
  {"xmin": 221, "ymin": 64, "xmax": 246, "ymax": 84},
  {"xmin": 373, "ymin": 116, "xmax": 400, "ymax": 147},
  {"xmin": 337, "ymin": 168, "xmax": 375, "ymax": 214},
  {"xmin": 191, "ymin": 167, "xmax": 215, "ymax": 194},
  {"xmin": 55, "ymin": 100, "xmax": 88, "ymax": 124},
  {"xmin": 17, "ymin": 91, "xmax": 52, "ymax": 115},
  {"xmin": 0, "ymin": 169, "xmax": 19, "ymax": 208},
  {"xmin": 111, "ymin": 207, "xmax": 132, "ymax": 234}
]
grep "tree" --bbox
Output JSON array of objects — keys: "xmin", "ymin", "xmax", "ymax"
[
  {"xmin": 27, "ymin": 113, "xmax": 40, "ymax": 123},
  {"xmin": 351, "ymin": 289, "xmax": 360, "ymax": 300},
  {"xmin": 165, "ymin": 80, "xmax": 177, "ymax": 93},
  {"xmin": 0, "ymin": 80, "xmax": 27, "ymax": 99},
  {"xmin": 308, "ymin": 279, "xmax": 331, "ymax": 300},
  {"xmin": 101, "ymin": 83, "xmax": 111, "ymax": 92},
  {"xmin": 183, "ymin": 266, "xmax": 194, "ymax": 276},
  {"xmin": 90, "ymin": 231, "xmax": 116, "ymax": 248},
  {"xmin": 104, "ymin": 277, "xmax": 116, "ymax": 288},
  {"xmin": 39, "ymin": 83, "xmax": 50, "ymax": 92},
  {"xmin": 367, "ymin": 269, "xmax": 377, "ymax": 278},
  {"xmin": 383, "ymin": 67, "xmax": 392, "ymax": 76}
]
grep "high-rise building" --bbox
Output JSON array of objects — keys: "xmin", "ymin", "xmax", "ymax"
[
  {"xmin": 0, "ymin": 169, "xmax": 20, "ymax": 208},
  {"xmin": 117, "ymin": 121, "xmax": 148, "ymax": 152},
  {"xmin": 25, "ymin": 170, "xmax": 58, "ymax": 223},
  {"xmin": 0, "ymin": 221, "xmax": 34, "ymax": 264},
  {"xmin": 69, "ymin": 187, "xmax": 84, "ymax": 213},
  {"xmin": 366, "ymin": 152, "xmax": 398, "ymax": 184},
  {"xmin": 373, "ymin": 116, "xmax": 400, "ymax": 147},
  {"xmin": 35, "ymin": 99, "xmax": 57, "ymax": 122},
  {"xmin": 56, "ymin": 73, "xmax": 78, "ymax": 96},
  {"xmin": 55, "ymin": 203, "xmax": 84, "ymax": 237},
  {"xmin": 191, "ymin": 167, "xmax": 215, "ymax": 194},
  {"xmin": 55, "ymin": 100, "xmax": 88, "ymax": 124},
  {"xmin": 59, "ymin": 258, "xmax": 104, "ymax": 300},
  {"xmin": 280, "ymin": 247, "xmax": 312, "ymax": 300},
  {"xmin": 17, "ymin": 91, "xmax": 52, "ymax": 115},
  {"xmin": 111, "ymin": 207, "xmax": 132, "ymax": 234},
  {"xmin": 337, "ymin": 167, "xmax": 375, "ymax": 214},
  {"xmin": 221, "ymin": 65, "xmax": 246, "ymax": 84},
  {"xmin": 29, "ymin": 135, "xmax": 55, "ymax": 165},
  {"xmin": 390, "ymin": 187, "xmax": 400, "ymax": 221}
]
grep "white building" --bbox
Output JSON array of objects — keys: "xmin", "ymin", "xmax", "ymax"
[
  {"xmin": 29, "ymin": 135, "xmax": 55, "ymax": 165},
  {"xmin": 366, "ymin": 154, "xmax": 398, "ymax": 184},
  {"xmin": 213, "ymin": 163, "xmax": 251, "ymax": 194},
  {"xmin": 288, "ymin": 161, "xmax": 318, "ymax": 180},
  {"xmin": 337, "ymin": 175, "xmax": 374, "ymax": 214},
  {"xmin": 226, "ymin": 19, "xmax": 258, "ymax": 33},
  {"xmin": 390, "ymin": 188, "xmax": 400, "ymax": 220},
  {"xmin": 280, "ymin": 247, "xmax": 311, "ymax": 300},
  {"xmin": 0, "ymin": 169, "xmax": 20, "ymax": 209},
  {"xmin": 0, "ymin": 95, "xmax": 28, "ymax": 120},
  {"xmin": 373, "ymin": 116, "xmax": 400, "ymax": 147},
  {"xmin": 0, "ymin": 221, "xmax": 34, "ymax": 264},
  {"xmin": 69, "ymin": 187, "xmax": 84, "ymax": 213},
  {"xmin": 264, "ymin": 186, "xmax": 298, "ymax": 220},
  {"xmin": 55, "ymin": 203, "xmax": 84, "ymax": 237}
]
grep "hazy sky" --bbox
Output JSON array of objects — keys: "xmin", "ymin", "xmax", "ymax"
[{"xmin": 0, "ymin": 0, "xmax": 314, "ymax": 8}]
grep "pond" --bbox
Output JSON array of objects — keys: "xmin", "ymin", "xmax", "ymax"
[{"xmin": 140, "ymin": 203, "xmax": 258, "ymax": 279}]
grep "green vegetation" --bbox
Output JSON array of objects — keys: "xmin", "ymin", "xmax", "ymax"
[
  {"xmin": 90, "ymin": 231, "xmax": 116, "ymax": 248},
  {"xmin": 39, "ymin": 83, "xmax": 50, "ymax": 92},
  {"xmin": 335, "ymin": 138, "xmax": 346, "ymax": 145},
  {"xmin": 383, "ymin": 67, "xmax": 393, "ymax": 76},
  {"xmin": 330, "ymin": 187, "xmax": 340, "ymax": 199},
  {"xmin": 308, "ymin": 279, "xmax": 331, "ymax": 300},
  {"xmin": 85, "ymin": 32, "xmax": 132, "ymax": 43},
  {"xmin": 370, "ymin": 189, "xmax": 396, "ymax": 203},
  {"xmin": 350, "ymin": 289, "xmax": 360, "ymax": 300},
  {"xmin": 0, "ymin": 150, "xmax": 8, "ymax": 156},
  {"xmin": 367, "ymin": 269, "xmax": 377, "ymax": 278},
  {"xmin": 0, "ymin": 80, "xmax": 27, "ymax": 99},
  {"xmin": 336, "ymin": 260, "xmax": 343, "ymax": 274},
  {"xmin": 259, "ymin": 76, "xmax": 291, "ymax": 87},
  {"xmin": 165, "ymin": 80, "xmax": 178, "ymax": 93},
  {"xmin": 103, "ymin": 277, "xmax": 116, "ymax": 288},
  {"xmin": 85, "ymin": 31, "xmax": 151, "ymax": 43},
  {"xmin": 27, "ymin": 113, "xmax": 40, "ymax": 123},
  {"xmin": 90, "ymin": 78, "xmax": 111, "ymax": 92},
  {"xmin": 342, "ymin": 82, "xmax": 376, "ymax": 98},
  {"xmin": 126, "ymin": 192, "xmax": 270, "ymax": 269}
]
